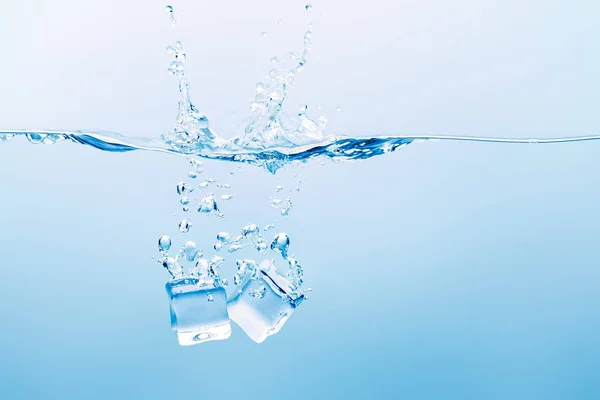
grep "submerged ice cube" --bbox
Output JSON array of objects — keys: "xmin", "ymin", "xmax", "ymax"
[
  {"xmin": 227, "ymin": 260, "xmax": 304, "ymax": 343},
  {"xmin": 166, "ymin": 278, "xmax": 231, "ymax": 346}
]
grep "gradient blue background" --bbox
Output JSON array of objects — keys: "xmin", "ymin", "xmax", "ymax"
[{"xmin": 1, "ymin": 1, "xmax": 599, "ymax": 398}]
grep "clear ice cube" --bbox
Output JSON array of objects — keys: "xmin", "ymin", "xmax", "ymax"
[
  {"xmin": 227, "ymin": 260, "xmax": 304, "ymax": 343},
  {"xmin": 165, "ymin": 278, "xmax": 231, "ymax": 346}
]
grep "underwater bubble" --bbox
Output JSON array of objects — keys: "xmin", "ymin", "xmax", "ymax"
[
  {"xmin": 210, "ymin": 255, "xmax": 225, "ymax": 268},
  {"xmin": 249, "ymin": 286, "xmax": 267, "ymax": 299},
  {"xmin": 162, "ymin": 256, "xmax": 183, "ymax": 279},
  {"xmin": 177, "ymin": 182, "xmax": 193, "ymax": 195},
  {"xmin": 228, "ymin": 244, "xmax": 243, "ymax": 253},
  {"xmin": 271, "ymin": 233, "xmax": 290, "ymax": 258},
  {"xmin": 256, "ymin": 240, "xmax": 268, "ymax": 254},
  {"xmin": 183, "ymin": 241, "xmax": 199, "ymax": 262},
  {"xmin": 180, "ymin": 197, "xmax": 190, "ymax": 205},
  {"xmin": 281, "ymin": 198, "xmax": 293, "ymax": 216},
  {"xmin": 221, "ymin": 195, "xmax": 233, "ymax": 200},
  {"xmin": 242, "ymin": 223, "xmax": 260, "ymax": 237},
  {"xmin": 158, "ymin": 235, "xmax": 172, "ymax": 254},
  {"xmin": 199, "ymin": 194, "xmax": 219, "ymax": 214},
  {"xmin": 179, "ymin": 219, "xmax": 192, "ymax": 233},
  {"xmin": 222, "ymin": 278, "xmax": 229, "ymax": 287},
  {"xmin": 207, "ymin": 293, "xmax": 214, "ymax": 303},
  {"xmin": 189, "ymin": 159, "xmax": 203, "ymax": 169},
  {"xmin": 217, "ymin": 232, "xmax": 234, "ymax": 243}
]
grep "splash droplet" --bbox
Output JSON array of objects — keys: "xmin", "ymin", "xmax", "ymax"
[
  {"xmin": 158, "ymin": 235, "xmax": 172, "ymax": 254},
  {"xmin": 221, "ymin": 194, "xmax": 233, "ymax": 200},
  {"xmin": 271, "ymin": 233, "xmax": 290, "ymax": 258},
  {"xmin": 162, "ymin": 256, "xmax": 183, "ymax": 279},
  {"xmin": 305, "ymin": 4, "xmax": 313, "ymax": 11},
  {"xmin": 183, "ymin": 241, "xmax": 199, "ymax": 262}
]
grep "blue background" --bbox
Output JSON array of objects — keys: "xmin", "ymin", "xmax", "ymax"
[{"xmin": 1, "ymin": 1, "xmax": 599, "ymax": 398}]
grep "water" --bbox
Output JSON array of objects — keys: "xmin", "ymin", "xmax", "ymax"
[{"xmin": 1, "ymin": 2, "xmax": 599, "ymax": 350}]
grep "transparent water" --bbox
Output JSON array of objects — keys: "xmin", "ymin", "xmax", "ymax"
[{"xmin": 1, "ymin": 1, "xmax": 600, "ymax": 398}]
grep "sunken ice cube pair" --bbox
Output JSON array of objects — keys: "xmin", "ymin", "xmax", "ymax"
[{"xmin": 166, "ymin": 260, "xmax": 304, "ymax": 345}]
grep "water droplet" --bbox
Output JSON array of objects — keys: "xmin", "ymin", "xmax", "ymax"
[
  {"xmin": 207, "ymin": 293, "xmax": 214, "ymax": 303},
  {"xmin": 222, "ymin": 278, "xmax": 229, "ymax": 286},
  {"xmin": 299, "ymin": 103, "xmax": 308, "ymax": 114},
  {"xmin": 183, "ymin": 241, "xmax": 199, "ymax": 262},
  {"xmin": 271, "ymin": 233, "xmax": 290, "ymax": 258},
  {"xmin": 256, "ymin": 82, "xmax": 265, "ymax": 93},
  {"xmin": 270, "ymin": 56, "xmax": 280, "ymax": 65},
  {"xmin": 158, "ymin": 235, "xmax": 172, "ymax": 254},
  {"xmin": 179, "ymin": 219, "xmax": 192, "ymax": 233},
  {"xmin": 165, "ymin": 5, "xmax": 176, "ymax": 26},
  {"xmin": 261, "ymin": 32, "xmax": 268, "ymax": 37},
  {"xmin": 188, "ymin": 171, "xmax": 197, "ymax": 179},
  {"xmin": 305, "ymin": 4, "xmax": 313, "ymax": 11},
  {"xmin": 336, "ymin": 106, "xmax": 342, "ymax": 112},
  {"xmin": 221, "ymin": 194, "xmax": 233, "ymax": 200},
  {"xmin": 275, "ymin": 185, "xmax": 283, "ymax": 192},
  {"xmin": 264, "ymin": 224, "xmax": 275, "ymax": 231},
  {"xmin": 278, "ymin": 19, "xmax": 283, "ymax": 25},
  {"xmin": 199, "ymin": 181, "xmax": 209, "ymax": 188},
  {"xmin": 316, "ymin": 104, "xmax": 324, "ymax": 110},
  {"xmin": 180, "ymin": 197, "xmax": 190, "ymax": 205}
]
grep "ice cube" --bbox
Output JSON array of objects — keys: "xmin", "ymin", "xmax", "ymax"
[
  {"xmin": 165, "ymin": 278, "xmax": 231, "ymax": 346},
  {"xmin": 227, "ymin": 260, "xmax": 304, "ymax": 343}
]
